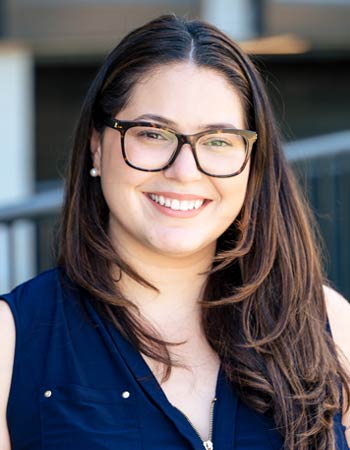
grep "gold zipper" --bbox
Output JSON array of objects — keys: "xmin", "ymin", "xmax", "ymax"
[{"xmin": 174, "ymin": 397, "xmax": 217, "ymax": 449}]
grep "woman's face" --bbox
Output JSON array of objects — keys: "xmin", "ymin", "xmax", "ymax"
[{"xmin": 91, "ymin": 62, "xmax": 251, "ymax": 261}]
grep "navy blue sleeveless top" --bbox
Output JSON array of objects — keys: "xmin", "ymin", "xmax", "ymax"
[{"xmin": 1, "ymin": 269, "xmax": 349, "ymax": 449}]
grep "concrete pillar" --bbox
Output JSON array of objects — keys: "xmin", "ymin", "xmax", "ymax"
[
  {"xmin": 0, "ymin": 43, "xmax": 35, "ymax": 292},
  {"xmin": 200, "ymin": 0, "xmax": 257, "ymax": 41}
]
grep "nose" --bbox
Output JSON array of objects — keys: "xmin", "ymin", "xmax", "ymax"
[{"xmin": 163, "ymin": 143, "xmax": 202, "ymax": 182}]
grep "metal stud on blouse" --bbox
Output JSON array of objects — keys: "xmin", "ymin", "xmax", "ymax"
[{"xmin": 121, "ymin": 391, "xmax": 130, "ymax": 399}]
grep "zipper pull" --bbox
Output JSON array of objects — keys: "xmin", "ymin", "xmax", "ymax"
[{"xmin": 203, "ymin": 440, "xmax": 214, "ymax": 450}]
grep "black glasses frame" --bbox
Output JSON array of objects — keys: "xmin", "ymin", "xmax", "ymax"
[{"xmin": 104, "ymin": 117, "xmax": 258, "ymax": 178}]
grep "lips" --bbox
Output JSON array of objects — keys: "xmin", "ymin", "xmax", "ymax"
[
  {"xmin": 144, "ymin": 191, "xmax": 210, "ymax": 215},
  {"xmin": 149, "ymin": 194, "xmax": 204, "ymax": 211}
]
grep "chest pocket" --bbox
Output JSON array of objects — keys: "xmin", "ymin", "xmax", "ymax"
[{"xmin": 39, "ymin": 384, "xmax": 141, "ymax": 449}]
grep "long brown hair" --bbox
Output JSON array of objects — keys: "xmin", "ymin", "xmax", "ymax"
[{"xmin": 58, "ymin": 14, "xmax": 349, "ymax": 449}]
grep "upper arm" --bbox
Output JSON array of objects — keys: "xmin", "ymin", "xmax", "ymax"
[
  {"xmin": 324, "ymin": 286, "xmax": 350, "ymax": 443},
  {"xmin": 0, "ymin": 300, "xmax": 15, "ymax": 450}
]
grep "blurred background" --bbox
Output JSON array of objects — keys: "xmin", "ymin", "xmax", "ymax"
[{"xmin": 0, "ymin": 0, "xmax": 349, "ymax": 297}]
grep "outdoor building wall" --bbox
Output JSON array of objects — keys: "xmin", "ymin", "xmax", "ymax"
[{"xmin": 0, "ymin": 44, "xmax": 35, "ymax": 292}]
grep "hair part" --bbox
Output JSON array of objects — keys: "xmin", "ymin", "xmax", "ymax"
[{"xmin": 58, "ymin": 14, "xmax": 350, "ymax": 450}]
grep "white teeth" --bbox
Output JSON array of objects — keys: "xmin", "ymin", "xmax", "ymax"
[
  {"xmin": 180, "ymin": 201, "xmax": 188, "ymax": 211},
  {"xmin": 149, "ymin": 194, "xmax": 204, "ymax": 211},
  {"xmin": 194, "ymin": 200, "xmax": 202, "ymax": 209},
  {"xmin": 171, "ymin": 199, "xmax": 180, "ymax": 210}
]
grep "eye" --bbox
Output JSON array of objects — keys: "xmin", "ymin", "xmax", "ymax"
[
  {"xmin": 202, "ymin": 138, "xmax": 231, "ymax": 147},
  {"xmin": 199, "ymin": 133, "xmax": 245, "ymax": 152},
  {"xmin": 136, "ymin": 129, "xmax": 170, "ymax": 141}
]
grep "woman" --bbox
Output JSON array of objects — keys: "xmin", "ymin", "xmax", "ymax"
[{"xmin": 1, "ymin": 14, "xmax": 349, "ymax": 450}]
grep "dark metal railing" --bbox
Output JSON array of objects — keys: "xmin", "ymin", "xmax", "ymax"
[
  {"xmin": 0, "ymin": 189, "xmax": 63, "ymax": 290},
  {"xmin": 0, "ymin": 188, "xmax": 63, "ymax": 223},
  {"xmin": 286, "ymin": 130, "xmax": 350, "ymax": 298}
]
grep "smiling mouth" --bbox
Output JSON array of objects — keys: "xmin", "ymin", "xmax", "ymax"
[{"xmin": 148, "ymin": 193, "xmax": 205, "ymax": 211}]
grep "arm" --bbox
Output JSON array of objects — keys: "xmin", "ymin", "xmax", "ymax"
[
  {"xmin": 324, "ymin": 286, "xmax": 350, "ymax": 445},
  {"xmin": 0, "ymin": 300, "xmax": 15, "ymax": 450}
]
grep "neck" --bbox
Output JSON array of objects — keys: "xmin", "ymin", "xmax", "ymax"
[{"xmin": 111, "ymin": 235, "xmax": 215, "ymax": 339}]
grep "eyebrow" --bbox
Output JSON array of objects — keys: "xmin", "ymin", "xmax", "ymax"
[{"xmin": 132, "ymin": 114, "xmax": 239, "ymax": 131}]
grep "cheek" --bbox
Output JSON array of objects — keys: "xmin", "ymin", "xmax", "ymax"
[
  {"xmin": 99, "ymin": 145, "xmax": 149, "ymax": 208},
  {"xmin": 100, "ymin": 142, "xmax": 139, "ymax": 192},
  {"xmin": 100, "ymin": 143, "xmax": 124, "ymax": 182},
  {"xmin": 218, "ymin": 168, "xmax": 250, "ymax": 219},
  {"xmin": 99, "ymin": 146, "xmax": 126, "ymax": 212}
]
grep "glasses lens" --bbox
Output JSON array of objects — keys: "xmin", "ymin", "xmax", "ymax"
[
  {"xmin": 196, "ymin": 131, "xmax": 247, "ymax": 176},
  {"xmin": 124, "ymin": 126, "xmax": 177, "ymax": 169}
]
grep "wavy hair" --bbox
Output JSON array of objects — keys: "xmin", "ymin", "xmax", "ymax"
[{"xmin": 58, "ymin": 14, "xmax": 349, "ymax": 449}]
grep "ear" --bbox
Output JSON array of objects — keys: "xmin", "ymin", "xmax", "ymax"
[{"xmin": 90, "ymin": 128, "xmax": 102, "ymax": 175}]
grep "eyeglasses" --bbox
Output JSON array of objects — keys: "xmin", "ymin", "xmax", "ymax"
[{"xmin": 104, "ymin": 117, "xmax": 257, "ymax": 178}]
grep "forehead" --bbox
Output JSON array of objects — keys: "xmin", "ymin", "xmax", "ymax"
[{"xmin": 118, "ymin": 62, "xmax": 246, "ymax": 130}]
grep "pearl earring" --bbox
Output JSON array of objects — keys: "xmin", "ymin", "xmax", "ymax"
[{"xmin": 90, "ymin": 168, "xmax": 98, "ymax": 177}]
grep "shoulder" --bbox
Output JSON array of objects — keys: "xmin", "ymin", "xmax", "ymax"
[
  {"xmin": 1, "ymin": 268, "xmax": 62, "ymax": 308},
  {"xmin": 0, "ymin": 301, "xmax": 15, "ymax": 450},
  {"xmin": 3, "ymin": 267, "xmax": 61, "ymax": 298},
  {"xmin": 324, "ymin": 285, "xmax": 350, "ymax": 437},
  {"xmin": 0, "ymin": 267, "xmax": 63, "ymax": 358},
  {"xmin": 324, "ymin": 285, "xmax": 350, "ymax": 362},
  {"xmin": 0, "ymin": 268, "xmax": 64, "ymax": 335},
  {"xmin": 0, "ymin": 298, "xmax": 15, "ymax": 356},
  {"xmin": 0, "ymin": 300, "xmax": 15, "ymax": 372}
]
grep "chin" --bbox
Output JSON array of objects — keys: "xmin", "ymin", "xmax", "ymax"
[
  {"xmin": 159, "ymin": 247, "xmax": 200, "ymax": 258},
  {"xmin": 147, "ymin": 236, "xmax": 213, "ymax": 259}
]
